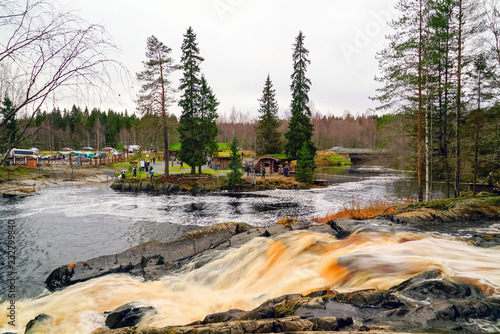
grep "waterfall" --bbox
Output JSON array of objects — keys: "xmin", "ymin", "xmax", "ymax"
[{"xmin": 2, "ymin": 230, "xmax": 500, "ymax": 334}]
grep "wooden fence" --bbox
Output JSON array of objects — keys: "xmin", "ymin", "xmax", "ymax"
[{"xmin": 8, "ymin": 155, "xmax": 128, "ymax": 168}]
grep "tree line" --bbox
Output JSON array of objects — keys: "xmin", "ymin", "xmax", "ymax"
[{"xmin": 374, "ymin": 0, "xmax": 500, "ymax": 199}]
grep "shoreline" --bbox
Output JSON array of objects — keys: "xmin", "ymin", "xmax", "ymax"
[
  {"xmin": 0, "ymin": 166, "xmax": 117, "ymax": 197},
  {"xmin": 0, "ymin": 165, "xmax": 316, "ymax": 197}
]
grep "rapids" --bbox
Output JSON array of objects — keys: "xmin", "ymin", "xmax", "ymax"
[{"xmin": 1, "ymin": 230, "xmax": 499, "ymax": 334}]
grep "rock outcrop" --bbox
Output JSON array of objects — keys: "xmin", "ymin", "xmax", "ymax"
[
  {"xmin": 105, "ymin": 302, "xmax": 155, "ymax": 329},
  {"xmin": 98, "ymin": 270, "xmax": 500, "ymax": 333},
  {"xmin": 45, "ymin": 221, "xmax": 320, "ymax": 291}
]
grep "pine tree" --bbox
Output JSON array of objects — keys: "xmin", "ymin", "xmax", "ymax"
[
  {"xmin": 178, "ymin": 26, "xmax": 205, "ymax": 174},
  {"xmin": 136, "ymin": 35, "xmax": 177, "ymax": 176},
  {"xmin": 256, "ymin": 74, "xmax": 282, "ymax": 156},
  {"xmin": 198, "ymin": 75, "xmax": 219, "ymax": 174},
  {"xmin": 296, "ymin": 142, "xmax": 315, "ymax": 183},
  {"xmin": 225, "ymin": 136, "xmax": 243, "ymax": 189},
  {"xmin": 285, "ymin": 31, "xmax": 316, "ymax": 161}
]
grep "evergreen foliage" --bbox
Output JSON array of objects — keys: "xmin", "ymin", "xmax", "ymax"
[
  {"xmin": 225, "ymin": 136, "xmax": 243, "ymax": 188},
  {"xmin": 256, "ymin": 74, "xmax": 282, "ymax": 155},
  {"xmin": 136, "ymin": 35, "xmax": 177, "ymax": 176},
  {"xmin": 296, "ymin": 142, "xmax": 315, "ymax": 183},
  {"xmin": 178, "ymin": 27, "xmax": 219, "ymax": 174},
  {"xmin": 198, "ymin": 75, "xmax": 219, "ymax": 172},
  {"xmin": 178, "ymin": 26, "xmax": 205, "ymax": 174},
  {"xmin": 0, "ymin": 97, "xmax": 18, "ymax": 153},
  {"xmin": 284, "ymin": 31, "xmax": 316, "ymax": 160}
]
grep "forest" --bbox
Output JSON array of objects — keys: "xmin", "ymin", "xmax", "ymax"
[{"xmin": 0, "ymin": 103, "xmax": 377, "ymax": 154}]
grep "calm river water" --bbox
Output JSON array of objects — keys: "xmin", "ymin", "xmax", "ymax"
[{"xmin": 0, "ymin": 167, "xmax": 437, "ymax": 300}]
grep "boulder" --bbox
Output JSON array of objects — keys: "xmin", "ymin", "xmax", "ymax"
[
  {"xmin": 202, "ymin": 309, "xmax": 248, "ymax": 324},
  {"xmin": 25, "ymin": 313, "xmax": 52, "ymax": 333},
  {"xmin": 105, "ymin": 302, "xmax": 155, "ymax": 329},
  {"xmin": 397, "ymin": 279, "xmax": 483, "ymax": 302}
]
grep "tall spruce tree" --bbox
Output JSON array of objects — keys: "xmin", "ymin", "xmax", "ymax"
[
  {"xmin": 256, "ymin": 74, "xmax": 282, "ymax": 156},
  {"xmin": 178, "ymin": 26, "xmax": 205, "ymax": 174},
  {"xmin": 198, "ymin": 74, "xmax": 219, "ymax": 174},
  {"xmin": 136, "ymin": 35, "xmax": 177, "ymax": 176},
  {"xmin": 285, "ymin": 31, "xmax": 316, "ymax": 160}
]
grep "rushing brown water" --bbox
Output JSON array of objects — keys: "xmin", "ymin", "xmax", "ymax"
[{"xmin": 2, "ymin": 230, "xmax": 499, "ymax": 333}]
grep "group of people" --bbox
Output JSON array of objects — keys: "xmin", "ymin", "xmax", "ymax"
[
  {"xmin": 244, "ymin": 163, "xmax": 290, "ymax": 179},
  {"xmin": 121, "ymin": 157, "xmax": 156, "ymax": 179}
]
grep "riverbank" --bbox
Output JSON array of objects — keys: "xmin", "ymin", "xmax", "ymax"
[
  {"xmin": 0, "ymin": 166, "xmax": 116, "ymax": 197},
  {"xmin": 0, "ymin": 164, "xmax": 314, "ymax": 198},
  {"xmin": 31, "ymin": 195, "xmax": 500, "ymax": 334}
]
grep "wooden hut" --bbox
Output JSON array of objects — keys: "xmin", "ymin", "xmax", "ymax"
[{"xmin": 255, "ymin": 155, "xmax": 283, "ymax": 175}]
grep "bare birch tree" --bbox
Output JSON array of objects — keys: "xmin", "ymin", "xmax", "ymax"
[{"xmin": 0, "ymin": 0, "xmax": 124, "ymax": 163}]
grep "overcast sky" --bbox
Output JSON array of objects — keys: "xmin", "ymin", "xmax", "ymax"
[{"xmin": 56, "ymin": 0, "xmax": 398, "ymax": 118}]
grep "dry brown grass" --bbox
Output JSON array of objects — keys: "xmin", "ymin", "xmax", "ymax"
[
  {"xmin": 276, "ymin": 216, "xmax": 299, "ymax": 228},
  {"xmin": 312, "ymin": 198, "xmax": 415, "ymax": 223}
]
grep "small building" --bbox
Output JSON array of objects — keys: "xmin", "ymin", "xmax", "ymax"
[{"xmin": 254, "ymin": 155, "xmax": 292, "ymax": 175}]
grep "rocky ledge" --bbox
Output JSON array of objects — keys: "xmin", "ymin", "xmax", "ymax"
[
  {"xmin": 385, "ymin": 193, "xmax": 500, "ymax": 225},
  {"xmin": 45, "ymin": 221, "xmax": 331, "ymax": 291},
  {"xmin": 36, "ymin": 270, "xmax": 500, "ymax": 334}
]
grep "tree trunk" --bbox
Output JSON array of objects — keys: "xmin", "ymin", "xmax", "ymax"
[
  {"xmin": 425, "ymin": 88, "xmax": 431, "ymax": 202},
  {"xmin": 163, "ymin": 115, "xmax": 170, "ymax": 177},
  {"xmin": 474, "ymin": 122, "xmax": 479, "ymax": 196},
  {"xmin": 455, "ymin": 0, "xmax": 463, "ymax": 198},
  {"xmin": 417, "ymin": 0, "xmax": 424, "ymax": 202},
  {"xmin": 159, "ymin": 52, "xmax": 170, "ymax": 177}
]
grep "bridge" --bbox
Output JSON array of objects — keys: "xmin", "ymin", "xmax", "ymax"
[{"xmin": 326, "ymin": 147, "xmax": 382, "ymax": 164}]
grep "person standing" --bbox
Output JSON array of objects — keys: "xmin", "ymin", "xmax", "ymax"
[
  {"xmin": 149, "ymin": 165, "xmax": 154, "ymax": 179},
  {"xmin": 262, "ymin": 167, "xmax": 266, "ymax": 179}
]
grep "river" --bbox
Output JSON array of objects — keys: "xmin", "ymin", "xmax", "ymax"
[
  {"xmin": 8, "ymin": 166, "xmax": 494, "ymax": 334},
  {"xmin": 0, "ymin": 166, "xmax": 424, "ymax": 301}
]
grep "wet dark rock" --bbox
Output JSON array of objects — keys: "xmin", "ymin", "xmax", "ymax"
[
  {"xmin": 389, "ymin": 269, "xmax": 442, "ymax": 293},
  {"xmin": 470, "ymin": 233, "xmax": 500, "ymax": 248},
  {"xmin": 105, "ymin": 302, "xmax": 155, "ymax": 329},
  {"xmin": 344, "ymin": 289, "xmax": 405, "ymax": 309},
  {"xmin": 304, "ymin": 289, "xmax": 331, "ymax": 298},
  {"xmin": 241, "ymin": 294, "xmax": 303, "ymax": 320},
  {"xmin": 326, "ymin": 219, "xmax": 352, "ymax": 239},
  {"xmin": 45, "ymin": 223, "xmax": 250, "ymax": 291},
  {"xmin": 46, "ymin": 222, "xmax": 328, "ymax": 292},
  {"xmin": 310, "ymin": 316, "xmax": 354, "ymax": 331},
  {"xmin": 202, "ymin": 309, "xmax": 248, "ymax": 324},
  {"xmin": 398, "ymin": 279, "xmax": 483, "ymax": 302},
  {"xmin": 25, "ymin": 313, "xmax": 52, "ymax": 333}
]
